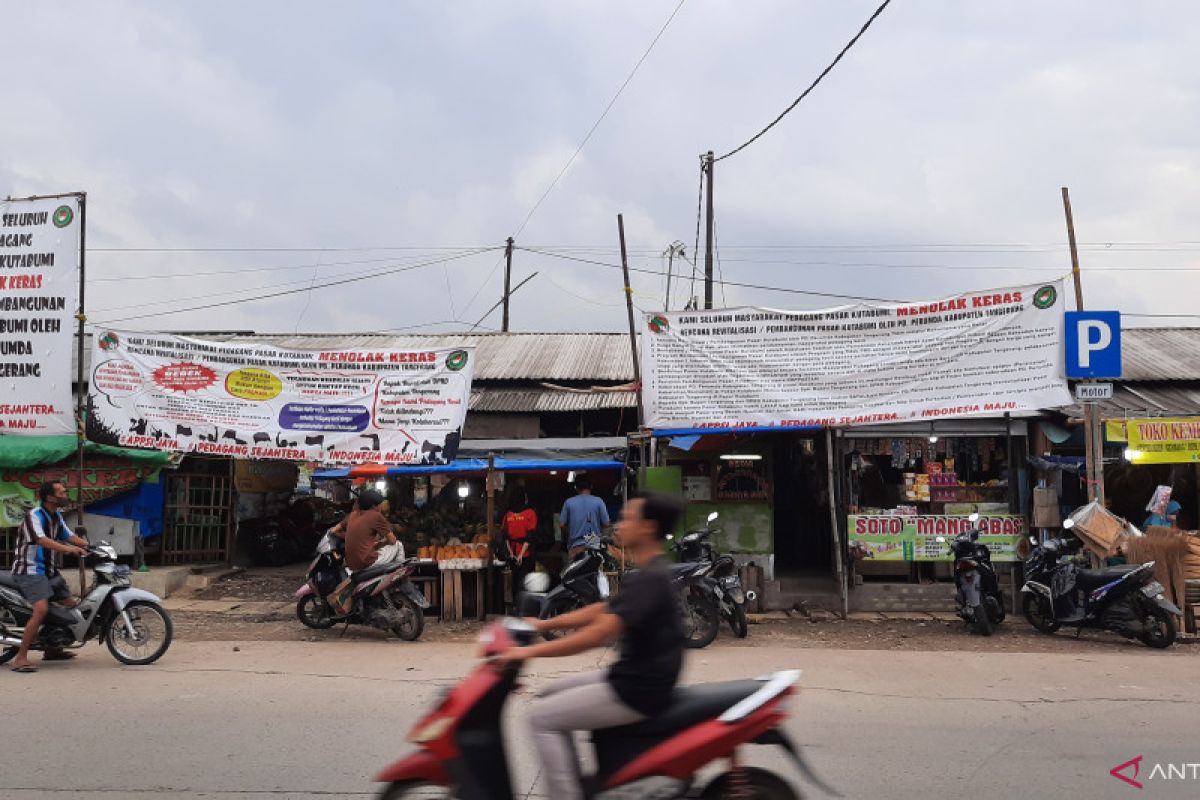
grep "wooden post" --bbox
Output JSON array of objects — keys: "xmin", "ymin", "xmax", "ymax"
[
  {"xmin": 617, "ymin": 214, "xmax": 645, "ymax": 429},
  {"xmin": 486, "ymin": 452, "xmax": 496, "ymax": 539},
  {"xmin": 1062, "ymin": 187, "xmax": 1103, "ymax": 506},
  {"xmin": 825, "ymin": 428, "xmax": 848, "ymax": 618}
]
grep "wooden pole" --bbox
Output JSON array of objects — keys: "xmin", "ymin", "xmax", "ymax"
[
  {"xmin": 501, "ymin": 238, "xmax": 514, "ymax": 332},
  {"xmin": 75, "ymin": 192, "xmax": 89, "ymax": 592},
  {"xmin": 703, "ymin": 152, "xmax": 715, "ymax": 309},
  {"xmin": 825, "ymin": 428, "xmax": 848, "ymax": 618},
  {"xmin": 617, "ymin": 214, "xmax": 645, "ymax": 429},
  {"xmin": 1062, "ymin": 187, "xmax": 1102, "ymax": 505}
]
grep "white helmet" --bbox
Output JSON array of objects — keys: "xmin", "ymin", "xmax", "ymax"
[{"xmin": 523, "ymin": 572, "xmax": 550, "ymax": 593}]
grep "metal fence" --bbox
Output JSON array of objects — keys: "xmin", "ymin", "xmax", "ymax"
[{"xmin": 161, "ymin": 462, "xmax": 234, "ymax": 565}]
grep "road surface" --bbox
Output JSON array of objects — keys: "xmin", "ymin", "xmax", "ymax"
[{"xmin": 2, "ymin": 631, "xmax": 1197, "ymax": 799}]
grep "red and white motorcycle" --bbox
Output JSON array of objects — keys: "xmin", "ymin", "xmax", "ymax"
[{"xmin": 375, "ymin": 618, "xmax": 839, "ymax": 798}]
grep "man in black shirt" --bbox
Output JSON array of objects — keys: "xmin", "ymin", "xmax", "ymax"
[{"xmin": 499, "ymin": 491, "xmax": 684, "ymax": 800}]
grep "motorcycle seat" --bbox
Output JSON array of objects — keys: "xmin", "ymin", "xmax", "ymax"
[
  {"xmin": 595, "ymin": 680, "xmax": 762, "ymax": 739},
  {"xmin": 669, "ymin": 562, "xmax": 702, "ymax": 576},
  {"xmin": 0, "ymin": 573, "xmax": 18, "ymax": 589},
  {"xmin": 349, "ymin": 561, "xmax": 404, "ymax": 584},
  {"xmin": 1075, "ymin": 565, "xmax": 1140, "ymax": 591}
]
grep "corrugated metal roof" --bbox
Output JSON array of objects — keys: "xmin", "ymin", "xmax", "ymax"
[
  {"xmin": 75, "ymin": 332, "xmax": 635, "ymax": 382},
  {"xmin": 1121, "ymin": 328, "xmax": 1200, "ymax": 381},
  {"xmin": 1063, "ymin": 383, "xmax": 1200, "ymax": 420},
  {"xmin": 470, "ymin": 387, "xmax": 635, "ymax": 413}
]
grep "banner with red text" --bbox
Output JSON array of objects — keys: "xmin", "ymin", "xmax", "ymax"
[
  {"xmin": 87, "ymin": 331, "xmax": 474, "ymax": 464},
  {"xmin": 0, "ymin": 196, "xmax": 79, "ymax": 435},
  {"xmin": 642, "ymin": 281, "xmax": 1071, "ymax": 429},
  {"xmin": 849, "ymin": 514, "xmax": 1026, "ymax": 562}
]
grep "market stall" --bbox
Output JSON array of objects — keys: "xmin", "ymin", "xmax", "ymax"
[
  {"xmin": 841, "ymin": 419, "xmax": 1029, "ymax": 593},
  {"xmin": 317, "ymin": 439, "xmax": 626, "ymax": 620}
]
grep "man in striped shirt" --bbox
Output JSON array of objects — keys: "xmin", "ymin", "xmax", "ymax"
[{"xmin": 8, "ymin": 480, "xmax": 89, "ymax": 673}]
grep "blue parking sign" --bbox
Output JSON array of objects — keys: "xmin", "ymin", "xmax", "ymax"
[{"xmin": 1065, "ymin": 311, "xmax": 1121, "ymax": 378}]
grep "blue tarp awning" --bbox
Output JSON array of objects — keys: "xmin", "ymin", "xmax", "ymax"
[{"xmin": 313, "ymin": 457, "xmax": 623, "ymax": 480}]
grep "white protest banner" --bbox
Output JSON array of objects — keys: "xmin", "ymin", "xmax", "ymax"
[
  {"xmin": 0, "ymin": 197, "xmax": 80, "ymax": 435},
  {"xmin": 86, "ymin": 331, "xmax": 475, "ymax": 463},
  {"xmin": 642, "ymin": 281, "xmax": 1071, "ymax": 429}
]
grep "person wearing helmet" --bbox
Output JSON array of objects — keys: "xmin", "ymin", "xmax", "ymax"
[{"xmin": 338, "ymin": 488, "xmax": 403, "ymax": 571}]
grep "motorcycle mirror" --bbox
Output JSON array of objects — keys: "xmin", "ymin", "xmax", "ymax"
[
  {"xmin": 1029, "ymin": 536, "xmax": 1038, "ymax": 545},
  {"xmin": 707, "ymin": 512, "xmax": 719, "ymax": 523},
  {"xmin": 1062, "ymin": 519, "xmax": 1075, "ymax": 530},
  {"xmin": 666, "ymin": 534, "xmax": 674, "ymax": 541},
  {"xmin": 935, "ymin": 536, "xmax": 947, "ymax": 543},
  {"xmin": 968, "ymin": 512, "xmax": 980, "ymax": 523}
]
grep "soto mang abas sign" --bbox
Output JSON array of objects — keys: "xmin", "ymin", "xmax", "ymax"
[
  {"xmin": 849, "ymin": 514, "xmax": 1026, "ymax": 562},
  {"xmin": 87, "ymin": 331, "xmax": 475, "ymax": 464},
  {"xmin": 0, "ymin": 196, "xmax": 80, "ymax": 435},
  {"xmin": 1124, "ymin": 417, "xmax": 1200, "ymax": 464},
  {"xmin": 642, "ymin": 281, "xmax": 1071, "ymax": 429}
]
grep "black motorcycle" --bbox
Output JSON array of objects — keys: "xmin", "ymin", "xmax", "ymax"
[
  {"xmin": 524, "ymin": 539, "xmax": 721, "ymax": 648},
  {"xmin": 669, "ymin": 512, "xmax": 753, "ymax": 639},
  {"xmin": 937, "ymin": 513, "xmax": 1004, "ymax": 636},
  {"xmin": 1020, "ymin": 519, "xmax": 1178, "ymax": 648}
]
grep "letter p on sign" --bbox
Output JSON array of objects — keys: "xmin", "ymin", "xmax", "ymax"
[{"xmin": 1065, "ymin": 311, "xmax": 1122, "ymax": 378}]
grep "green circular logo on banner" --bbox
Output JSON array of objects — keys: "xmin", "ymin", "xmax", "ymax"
[
  {"xmin": 52, "ymin": 205, "xmax": 74, "ymax": 228},
  {"xmin": 648, "ymin": 314, "xmax": 670, "ymax": 333},
  {"xmin": 1033, "ymin": 285, "xmax": 1058, "ymax": 309},
  {"xmin": 445, "ymin": 350, "xmax": 469, "ymax": 371}
]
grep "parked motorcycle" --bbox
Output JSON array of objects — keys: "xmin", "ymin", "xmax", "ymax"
[
  {"xmin": 936, "ymin": 512, "xmax": 1004, "ymax": 636},
  {"xmin": 525, "ymin": 539, "xmax": 721, "ymax": 649},
  {"xmin": 1020, "ymin": 519, "xmax": 1178, "ymax": 648},
  {"xmin": 374, "ymin": 617, "xmax": 839, "ymax": 799},
  {"xmin": 0, "ymin": 535, "xmax": 174, "ymax": 666},
  {"xmin": 669, "ymin": 512, "xmax": 754, "ymax": 639},
  {"xmin": 294, "ymin": 532, "xmax": 429, "ymax": 641}
]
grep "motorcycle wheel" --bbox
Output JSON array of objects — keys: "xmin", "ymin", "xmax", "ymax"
[
  {"xmin": 984, "ymin": 596, "xmax": 1004, "ymax": 626},
  {"xmin": 0, "ymin": 605, "xmax": 18, "ymax": 664},
  {"xmin": 379, "ymin": 780, "xmax": 451, "ymax": 799},
  {"xmin": 1022, "ymin": 594, "xmax": 1060, "ymax": 634},
  {"xmin": 973, "ymin": 603, "xmax": 993, "ymax": 637},
  {"xmin": 389, "ymin": 594, "xmax": 425, "ymax": 642},
  {"xmin": 701, "ymin": 767, "xmax": 798, "ymax": 799},
  {"xmin": 539, "ymin": 595, "xmax": 584, "ymax": 641},
  {"xmin": 105, "ymin": 601, "xmax": 173, "ymax": 665},
  {"xmin": 729, "ymin": 603, "xmax": 749, "ymax": 638},
  {"xmin": 683, "ymin": 587, "xmax": 720, "ymax": 650},
  {"xmin": 1137, "ymin": 601, "xmax": 1177, "ymax": 649},
  {"xmin": 296, "ymin": 595, "xmax": 336, "ymax": 630}
]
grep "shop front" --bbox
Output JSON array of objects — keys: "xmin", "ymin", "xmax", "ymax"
[{"xmin": 840, "ymin": 418, "xmax": 1030, "ymax": 606}]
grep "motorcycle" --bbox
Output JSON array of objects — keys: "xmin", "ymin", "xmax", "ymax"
[
  {"xmin": 294, "ymin": 532, "xmax": 429, "ymax": 641},
  {"xmin": 524, "ymin": 539, "xmax": 721, "ymax": 649},
  {"xmin": 375, "ymin": 617, "xmax": 840, "ymax": 799},
  {"xmin": 1020, "ymin": 519, "xmax": 1178, "ymax": 648},
  {"xmin": 669, "ymin": 512, "xmax": 755, "ymax": 639},
  {"xmin": 935, "ymin": 512, "xmax": 1004, "ymax": 636},
  {"xmin": 0, "ymin": 534, "xmax": 174, "ymax": 666}
]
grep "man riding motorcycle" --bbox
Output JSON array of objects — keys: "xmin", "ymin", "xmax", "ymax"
[
  {"xmin": 495, "ymin": 491, "xmax": 685, "ymax": 800},
  {"xmin": 9, "ymin": 481, "xmax": 90, "ymax": 673},
  {"xmin": 331, "ymin": 488, "xmax": 403, "ymax": 571}
]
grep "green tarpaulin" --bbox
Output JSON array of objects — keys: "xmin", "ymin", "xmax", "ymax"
[{"xmin": 0, "ymin": 435, "xmax": 171, "ymax": 470}]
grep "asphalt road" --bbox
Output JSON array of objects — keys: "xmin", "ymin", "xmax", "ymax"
[{"xmin": 2, "ymin": 633, "xmax": 1197, "ymax": 799}]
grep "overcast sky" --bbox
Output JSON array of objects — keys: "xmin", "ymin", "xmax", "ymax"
[{"xmin": 4, "ymin": 1, "xmax": 1198, "ymax": 334}]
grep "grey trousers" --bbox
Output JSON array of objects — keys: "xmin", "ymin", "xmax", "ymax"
[{"xmin": 527, "ymin": 670, "xmax": 645, "ymax": 800}]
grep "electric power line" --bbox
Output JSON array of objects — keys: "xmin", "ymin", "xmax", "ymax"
[
  {"xmin": 90, "ymin": 248, "xmax": 498, "ymax": 325},
  {"xmin": 90, "ymin": 250, "xmax": 489, "ymax": 282},
  {"xmin": 716, "ymin": 0, "xmax": 893, "ymax": 161}
]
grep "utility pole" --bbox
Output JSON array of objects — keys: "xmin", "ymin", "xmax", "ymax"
[
  {"xmin": 1061, "ymin": 187, "xmax": 1104, "ymax": 506},
  {"xmin": 663, "ymin": 241, "xmax": 684, "ymax": 311},
  {"xmin": 501, "ymin": 237, "xmax": 514, "ymax": 332},
  {"xmin": 617, "ymin": 214, "xmax": 644, "ymax": 428},
  {"xmin": 703, "ymin": 150, "xmax": 715, "ymax": 309}
]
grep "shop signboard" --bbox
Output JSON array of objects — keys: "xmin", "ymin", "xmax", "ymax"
[
  {"xmin": 641, "ymin": 281, "xmax": 1071, "ymax": 429},
  {"xmin": 848, "ymin": 514, "xmax": 1026, "ymax": 562},
  {"xmin": 1123, "ymin": 417, "xmax": 1200, "ymax": 464},
  {"xmin": 86, "ymin": 330, "xmax": 474, "ymax": 464},
  {"xmin": 0, "ymin": 196, "xmax": 80, "ymax": 435}
]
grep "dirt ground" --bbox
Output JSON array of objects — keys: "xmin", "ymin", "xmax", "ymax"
[{"xmin": 170, "ymin": 606, "xmax": 1199, "ymax": 655}]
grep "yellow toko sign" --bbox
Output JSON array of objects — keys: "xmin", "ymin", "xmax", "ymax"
[{"xmin": 1123, "ymin": 417, "xmax": 1200, "ymax": 464}]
